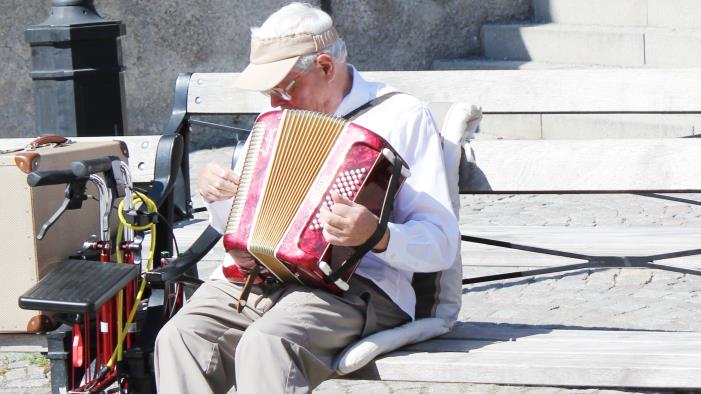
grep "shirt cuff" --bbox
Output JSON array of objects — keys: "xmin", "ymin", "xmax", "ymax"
[
  {"xmin": 369, "ymin": 222, "xmax": 403, "ymax": 265},
  {"xmin": 203, "ymin": 196, "xmax": 233, "ymax": 234}
]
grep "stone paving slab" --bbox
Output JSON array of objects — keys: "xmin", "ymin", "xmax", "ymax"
[
  {"xmin": 0, "ymin": 353, "xmax": 50, "ymax": 394},
  {"xmin": 457, "ymin": 191, "xmax": 701, "ymax": 333}
]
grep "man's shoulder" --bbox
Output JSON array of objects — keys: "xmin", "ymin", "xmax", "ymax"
[
  {"xmin": 356, "ymin": 88, "xmax": 437, "ymax": 143},
  {"xmin": 376, "ymin": 87, "xmax": 428, "ymax": 114}
]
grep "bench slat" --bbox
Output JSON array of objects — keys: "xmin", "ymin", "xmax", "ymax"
[
  {"xmin": 353, "ymin": 327, "xmax": 701, "ymax": 388},
  {"xmin": 405, "ymin": 338, "xmax": 701, "ymax": 354},
  {"xmin": 186, "ymin": 69, "xmax": 701, "ymax": 114},
  {"xmin": 360, "ymin": 348, "xmax": 701, "ymax": 388},
  {"xmin": 462, "ymin": 139, "xmax": 701, "ymax": 192},
  {"xmin": 364, "ymin": 69, "xmax": 701, "ymax": 113}
]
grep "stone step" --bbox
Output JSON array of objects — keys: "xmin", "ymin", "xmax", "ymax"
[
  {"xmin": 0, "ymin": 334, "xmax": 47, "ymax": 353},
  {"xmin": 431, "ymin": 58, "xmax": 619, "ymax": 70},
  {"xmin": 482, "ymin": 23, "xmax": 701, "ymax": 67},
  {"xmin": 533, "ymin": 0, "xmax": 701, "ymax": 28}
]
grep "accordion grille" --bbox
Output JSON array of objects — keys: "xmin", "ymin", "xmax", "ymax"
[
  {"xmin": 240, "ymin": 111, "xmax": 348, "ymax": 263},
  {"xmin": 225, "ymin": 121, "xmax": 266, "ymax": 235}
]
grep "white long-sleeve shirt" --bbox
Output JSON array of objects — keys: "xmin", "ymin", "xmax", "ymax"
[{"xmin": 206, "ymin": 66, "xmax": 459, "ymax": 319}]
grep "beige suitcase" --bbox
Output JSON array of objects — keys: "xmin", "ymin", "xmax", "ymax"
[{"xmin": 0, "ymin": 138, "xmax": 128, "ymax": 332}]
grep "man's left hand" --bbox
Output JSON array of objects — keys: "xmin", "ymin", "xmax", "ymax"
[{"xmin": 319, "ymin": 191, "xmax": 389, "ymax": 251}]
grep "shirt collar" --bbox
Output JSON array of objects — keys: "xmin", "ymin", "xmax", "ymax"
[{"xmin": 334, "ymin": 65, "xmax": 384, "ymax": 117}]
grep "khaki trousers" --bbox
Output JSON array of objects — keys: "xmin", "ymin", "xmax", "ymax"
[{"xmin": 154, "ymin": 276, "xmax": 410, "ymax": 394}]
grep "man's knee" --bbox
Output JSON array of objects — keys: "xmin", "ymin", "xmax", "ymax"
[
  {"xmin": 236, "ymin": 320, "xmax": 298, "ymax": 363},
  {"xmin": 153, "ymin": 318, "xmax": 187, "ymax": 384},
  {"xmin": 237, "ymin": 322, "xmax": 278, "ymax": 353},
  {"xmin": 154, "ymin": 317, "xmax": 183, "ymax": 356}
]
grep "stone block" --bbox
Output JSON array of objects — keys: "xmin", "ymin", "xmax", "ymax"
[
  {"xmin": 25, "ymin": 365, "xmax": 48, "ymax": 380},
  {"xmin": 2, "ymin": 367, "xmax": 26, "ymax": 381},
  {"xmin": 534, "ymin": 0, "xmax": 701, "ymax": 29},
  {"xmin": 431, "ymin": 59, "xmax": 610, "ymax": 70},
  {"xmin": 483, "ymin": 24, "xmax": 645, "ymax": 66},
  {"xmin": 478, "ymin": 114, "xmax": 541, "ymax": 139},
  {"xmin": 533, "ymin": 0, "xmax": 647, "ymax": 26},
  {"xmin": 331, "ymin": 0, "xmax": 530, "ymax": 71},
  {"xmin": 5, "ymin": 378, "xmax": 48, "ymax": 388},
  {"xmin": 648, "ymin": 0, "xmax": 701, "ymax": 29},
  {"xmin": 541, "ymin": 114, "xmax": 701, "ymax": 139},
  {"xmin": 645, "ymin": 28, "xmax": 701, "ymax": 67},
  {"xmin": 7, "ymin": 360, "xmax": 29, "ymax": 369}
]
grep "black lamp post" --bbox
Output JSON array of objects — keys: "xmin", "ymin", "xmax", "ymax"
[{"xmin": 26, "ymin": 0, "xmax": 127, "ymax": 137}]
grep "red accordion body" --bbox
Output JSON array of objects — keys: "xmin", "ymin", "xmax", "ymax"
[{"xmin": 222, "ymin": 109, "xmax": 408, "ymax": 293}]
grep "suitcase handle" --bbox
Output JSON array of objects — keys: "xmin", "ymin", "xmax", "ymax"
[
  {"xmin": 28, "ymin": 135, "xmax": 70, "ymax": 149},
  {"xmin": 0, "ymin": 135, "xmax": 71, "ymax": 155}
]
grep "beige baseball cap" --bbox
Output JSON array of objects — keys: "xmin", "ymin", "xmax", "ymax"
[{"xmin": 235, "ymin": 27, "xmax": 339, "ymax": 91}]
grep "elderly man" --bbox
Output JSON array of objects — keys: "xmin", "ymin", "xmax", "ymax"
[{"xmin": 154, "ymin": 3, "xmax": 459, "ymax": 393}]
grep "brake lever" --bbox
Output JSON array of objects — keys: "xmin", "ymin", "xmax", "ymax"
[
  {"xmin": 36, "ymin": 179, "xmax": 88, "ymax": 240},
  {"xmin": 37, "ymin": 195, "xmax": 70, "ymax": 240}
]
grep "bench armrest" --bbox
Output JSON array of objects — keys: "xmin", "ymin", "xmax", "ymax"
[
  {"xmin": 147, "ymin": 224, "xmax": 221, "ymax": 283},
  {"xmin": 146, "ymin": 133, "xmax": 184, "ymax": 208},
  {"xmin": 163, "ymin": 73, "xmax": 193, "ymax": 135}
]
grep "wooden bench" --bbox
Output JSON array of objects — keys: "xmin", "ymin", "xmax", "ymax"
[
  {"xmin": 166, "ymin": 69, "xmax": 701, "ymax": 389},
  {"xmin": 353, "ymin": 322, "xmax": 701, "ymax": 388},
  {"xmin": 188, "ymin": 69, "xmax": 701, "ymax": 139}
]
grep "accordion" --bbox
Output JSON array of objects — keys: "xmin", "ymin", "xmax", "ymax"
[{"xmin": 222, "ymin": 109, "xmax": 410, "ymax": 293}]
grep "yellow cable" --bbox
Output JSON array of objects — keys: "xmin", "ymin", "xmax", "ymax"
[
  {"xmin": 107, "ymin": 278, "xmax": 148, "ymax": 368},
  {"xmin": 107, "ymin": 192, "xmax": 160, "ymax": 368}
]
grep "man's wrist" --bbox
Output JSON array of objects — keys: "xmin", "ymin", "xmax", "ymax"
[
  {"xmin": 199, "ymin": 190, "xmax": 212, "ymax": 203},
  {"xmin": 371, "ymin": 228, "xmax": 390, "ymax": 253}
]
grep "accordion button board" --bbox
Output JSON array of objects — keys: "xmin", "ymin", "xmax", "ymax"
[{"xmin": 310, "ymin": 168, "xmax": 367, "ymax": 231}]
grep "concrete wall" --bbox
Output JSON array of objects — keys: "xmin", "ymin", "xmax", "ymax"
[{"xmin": 1, "ymin": 0, "xmax": 530, "ymax": 144}]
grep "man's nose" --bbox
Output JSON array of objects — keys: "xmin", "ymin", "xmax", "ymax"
[{"xmin": 270, "ymin": 94, "xmax": 288, "ymax": 108}]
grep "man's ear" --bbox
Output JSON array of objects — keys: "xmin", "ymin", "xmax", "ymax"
[{"xmin": 317, "ymin": 53, "xmax": 336, "ymax": 81}]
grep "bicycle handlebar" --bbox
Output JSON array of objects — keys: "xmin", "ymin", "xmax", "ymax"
[
  {"xmin": 27, "ymin": 169, "xmax": 84, "ymax": 187},
  {"xmin": 71, "ymin": 156, "xmax": 120, "ymax": 178}
]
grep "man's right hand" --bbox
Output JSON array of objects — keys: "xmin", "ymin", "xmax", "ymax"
[
  {"xmin": 198, "ymin": 162, "xmax": 239, "ymax": 203},
  {"xmin": 228, "ymin": 249, "xmax": 258, "ymax": 270}
]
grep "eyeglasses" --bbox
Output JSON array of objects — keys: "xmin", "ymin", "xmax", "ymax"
[
  {"xmin": 262, "ymin": 78, "xmax": 297, "ymax": 101},
  {"xmin": 262, "ymin": 63, "xmax": 314, "ymax": 102},
  {"xmin": 262, "ymin": 67, "xmax": 311, "ymax": 102}
]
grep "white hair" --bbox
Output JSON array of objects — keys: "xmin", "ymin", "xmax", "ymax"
[{"xmin": 252, "ymin": 2, "xmax": 347, "ymax": 70}]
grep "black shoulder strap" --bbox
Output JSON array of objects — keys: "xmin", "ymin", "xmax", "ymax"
[{"xmin": 343, "ymin": 91, "xmax": 403, "ymax": 121}]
